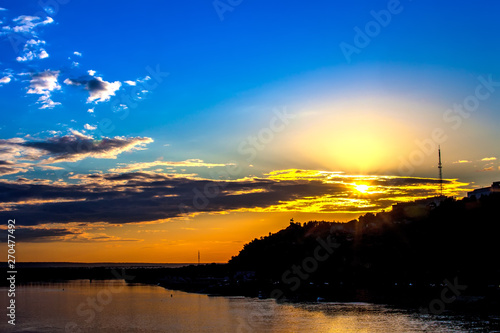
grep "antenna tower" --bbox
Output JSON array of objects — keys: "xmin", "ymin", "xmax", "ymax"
[
  {"xmin": 198, "ymin": 250, "xmax": 200, "ymax": 265},
  {"xmin": 438, "ymin": 146, "xmax": 443, "ymax": 196}
]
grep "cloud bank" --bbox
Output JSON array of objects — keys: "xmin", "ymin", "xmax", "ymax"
[
  {"xmin": 0, "ymin": 169, "xmax": 468, "ymax": 228},
  {"xmin": 0, "ymin": 132, "xmax": 153, "ymax": 164}
]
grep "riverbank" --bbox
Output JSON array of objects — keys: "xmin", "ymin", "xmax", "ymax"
[{"xmin": 152, "ymin": 268, "xmax": 500, "ymax": 316}]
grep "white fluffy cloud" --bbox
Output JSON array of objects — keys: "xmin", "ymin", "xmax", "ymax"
[
  {"xmin": 16, "ymin": 39, "xmax": 49, "ymax": 62},
  {"xmin": 6, "ymin": 16, "xmax": 53, "ymax": 62},
  {"xmin": 27, "ymin": 70, "xmax": 61, "ymax": 109},
  {"xmin": 12, "ymin": 15, "xmax": 54, "ymax": 33},
  {"xmin": 0, "ymin": 75, "xmax": 12, "ymax": 85},
  {"xmin": 38, "ymin": 50, "xmax": 49, "ymax": 59}
]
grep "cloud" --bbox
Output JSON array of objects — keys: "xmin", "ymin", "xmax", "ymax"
[
  {"xmin": 109, "ymin": 159, "xmax": 234, "ymax": 173},
  {"xmin": 36, "ymin": 165, "xmax": 64, "ymax": 171},
  {"xmin": 87, "ymin": 78, "xmax": 121, "ymax": 103},
  {"xmin": 117, "ymin": 76, "xmax": 152, "ymax": 101},
  {"xmin": 0, "ymin": 132, "xmax": 153, "ymax": 164},
  {"xmin": 481, "ymin": 157, "xmax": 497, "ymax": 161},
  {"xmin": 478, "ymin": 167, "xmax": 494, "ymax": 172},
  {"xmin": 0, "ymin": 227, "xmax": 78, "ymax": 243},
  {"xmin": 87, "ymin": 108, "xmax": 94, "ymax": 113},
  {"xmin": 74, "ymin": 51, "xmax": 82, "ymax": 57},
  {"xmin": 88, "ymin": 70, "xmax": 96, "ymax": 76},
  {"xmin": 0, "ymin": 160, "xmax": 33, "ymax": 176},
  {"xmin": 27, "ymin": 70, "xmax": 61, "ymax": 109},
  {"xmin": 5, "ymin": 16, "xmax": 54, "ymax": 63},
  {"xmin": 84, "ymin": 124, "xmax": 97, "ymax": 131},
  {"xmin": 38, "ymin": 50, "xmax": 49, "ymax": 58},
  {"xmin": 16, "ymin": 39, "xmax": 49, "ymax": 62},
  {"xmin": 12, "ymin": 15, "xmax": 53, "ymax": 34},
  {"xmin": 453, "ymin": 160, "xmax": 471, "ymax": 164},
  {"xmin": 137, "ymin": 76, "xmax": 151, "ymax": 83},
  {"xmin": 63, "ymin": 78, "xmax": 80, "ymax": 86},
  {"xmin": 64, "ymin": 76, "xmax": 122, "ymax": 103},
  {"xmin": 0, "ymin": 169, "xmax": 468, "ymax": 227},
  {"xmin": 113, "ymin": 104, "xmax": 128, "ymax": 112},
  {"xmin": 65, "ymin": 232, "xmax": 140, "ymax": 242},
  {"xmin": 0, "ymin": 75, "xmax": 12, "ymax": 85},
  {"xmin": 0, "ymin": 226, "xmax": 139, "ymax": 243},
  {"xmin": 0, "ymin": 138, "xmax": 45, "ymax": 161},
  {"xmin": 28, "ymin": 71, "xmax": 60, "ymax": 94}
]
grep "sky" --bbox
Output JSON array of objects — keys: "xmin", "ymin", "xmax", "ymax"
[{"xmin": 0, "ymin": 0, "xmax": 499, "ymax": 263}]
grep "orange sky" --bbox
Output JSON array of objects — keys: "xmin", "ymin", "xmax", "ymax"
[{"xmin": 5, "ymin": 169, "xmax": 472, "ymax": 263}]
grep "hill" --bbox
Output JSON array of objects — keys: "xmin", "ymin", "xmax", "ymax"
[{"xmin": 222, "ymin": 194, "xmax": 500, "ymax": 309}]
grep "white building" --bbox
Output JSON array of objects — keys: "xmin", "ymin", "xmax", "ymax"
[{"xmin": 467, "ymin": 181, "xmax": 500, "ymax": 198}]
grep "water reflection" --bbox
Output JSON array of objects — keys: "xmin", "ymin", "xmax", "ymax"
[{"xmin": 0, "ymin": 280, "xmax": 496, "ymax": 332}]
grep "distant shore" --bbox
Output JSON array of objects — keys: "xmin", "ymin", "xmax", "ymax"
[{"xmin": 12, "ymin": 262, "xmax": 195, "ymax": 269}]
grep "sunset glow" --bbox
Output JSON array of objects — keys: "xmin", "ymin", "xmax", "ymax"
[{"xmin": 0, "ymin": 1, "xmax": 499, "ymax": 264}]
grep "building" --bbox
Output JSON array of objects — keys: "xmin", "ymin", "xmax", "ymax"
[
  {"xmin": 392, "ymin": 196, "xmax": 446, "ymax": 217},
  {"xmin": 467, "ymin": 181, "xmax": 500, "ymax": 198}
]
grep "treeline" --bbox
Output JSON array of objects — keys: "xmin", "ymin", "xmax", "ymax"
[{"xmin": 227, "ymin": 194, "xmax": 500, "ymax": 299}]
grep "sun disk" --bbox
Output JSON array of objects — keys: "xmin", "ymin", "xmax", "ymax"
[{"xmin": 355, "ymin": 184, "xmax": 370, "ymax": 193}]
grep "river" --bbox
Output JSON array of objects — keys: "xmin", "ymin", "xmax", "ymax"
[{"xmin": 0, "ymin": 280, "xmax": 497, "ymax": 332}]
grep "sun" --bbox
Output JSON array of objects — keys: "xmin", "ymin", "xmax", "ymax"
[{"xmin": 354, "ymin": 184, "xmax": 370, "ymax": 193}]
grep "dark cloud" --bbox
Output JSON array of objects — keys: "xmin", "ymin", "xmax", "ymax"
[
  {"xmin": 370, "ymin": 177, "xmax": 453, "ymax": 186},
  {"xmin": 0, "ymin": 173, "xmax": 342, "ymax": 225},
  {"xmin": 1, "ymin": 228, "xmax": 77, "ymax": 243},
  {"xmin": 0, "ymin": 227, "xmax": 140, "ymax": 243},
  {"xmin": 0, "ymin": 160, "xmax": 32, "ymax": 176},
  {"xmin": 64, "ymin": 76, "xmax": 121, "ymax": 103},
  {"xmin": 0, "ymin": 171, "xmax": 465, "ymax": 226},
  {"xmin": 0, "ymin": 133, "xmax": 153, "ymax": 164}
]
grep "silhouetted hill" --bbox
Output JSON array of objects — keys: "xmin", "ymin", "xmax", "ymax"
[{"xmin": 222, "ymin": 194, "xmax": 500, "ymax": 309}]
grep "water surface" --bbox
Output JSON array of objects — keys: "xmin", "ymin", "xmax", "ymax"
[{"xmin": 0, "ymin": 280, "xmax": 496, "ymax": 332}]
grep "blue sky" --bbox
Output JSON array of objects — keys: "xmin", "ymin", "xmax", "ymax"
[{"xmin": 1, "ymin": 0, "xmax": 499, "ymax": 261}]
